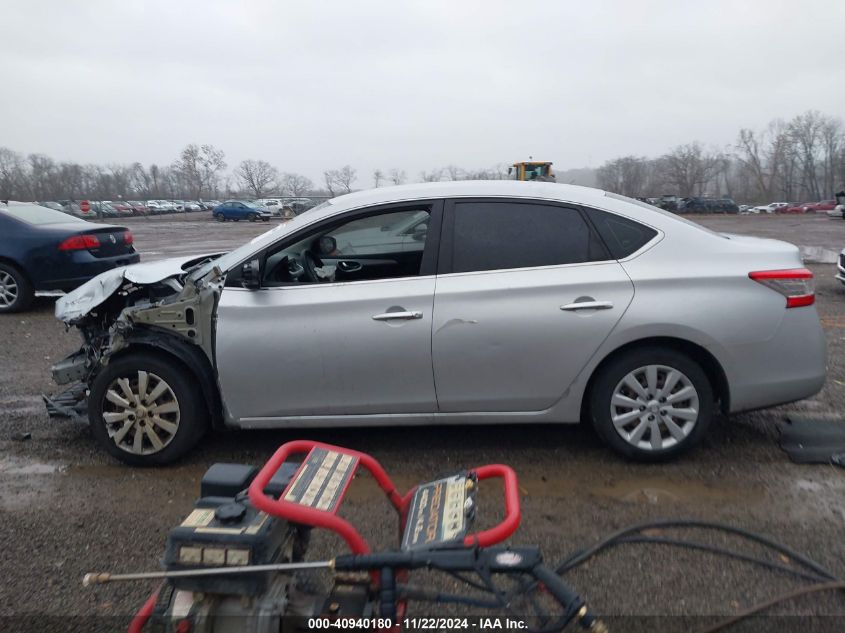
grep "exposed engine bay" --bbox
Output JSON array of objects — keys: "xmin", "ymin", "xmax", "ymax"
[{"xmin": 46, "ymin": 254, "xmax": 225, "ymax": 416}]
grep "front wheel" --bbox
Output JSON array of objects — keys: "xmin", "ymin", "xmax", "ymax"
[
  {"xmin": 589, "ymin": 347, "xmax": 713, "ymax": 461},
  {"xmin": 215, "ymin": 212, "xmax": 226, "ymax": 222},
  {"xmin": 247, "ymin": 212, "xmax": 257, "ymax": 222},
  {"xmin": 88, "ymin": 352, "xmax": 207, "ymax": 466}
]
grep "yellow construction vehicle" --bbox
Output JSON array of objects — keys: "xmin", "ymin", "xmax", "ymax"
[{"xmin": 509, "ymin": 160, "xmax": 555, "ymax": 182}]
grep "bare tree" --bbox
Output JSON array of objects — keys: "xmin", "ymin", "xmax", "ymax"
[
  {"xmin": 444, "ymin": 165, "xmax": 463, "ymax": 181},
  {"xmin": 659, "ymin": 143, "xmax": 723, "ymax": 196},
  {"xmin": 334, "ymin": 165, "xmax": 357, "ymax": 193},
  {"xmin": 0, "ymin": 147, "xmax": 25, "ymax": 200},
  {"xmin": 175, "ymin": 144, "xmax": 226, "ymax": 198},
  {"xmin": 389, "ymin": 169, "xmax": 406, "ymax": 185},
  {"xmin": 324, "ymin": 165, "xmax": 357, "ymax": 195},
  {"xmin": 235, "ymin": 159, "xmax": 278, "ymax": 198},
  {"xmin": 323, "ymin": 170, "xmax": 337, "ymax": 197},
  {"xmin": 819, "ymin": 117, "xmax": 843, "ymax": 196},
  {"xmin": 419, "ymin": 168, "xmax": 442, "ymax": 182},
  {"xmin": 373, "ymin": 169, "xmax": 384, "ymax": 187},
  {"xmin": 279, "ymin": 172, "xmax": 314, "ymax": 197},
  {"xmin": 596, "ymin": 156, "xmax": 650, "ymax": 197},
  {"xmin": 788, "ymin": 111, "xmax": 825, "ymax": 199}
]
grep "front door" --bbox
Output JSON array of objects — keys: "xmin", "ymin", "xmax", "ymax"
[{"xmin": 215, "ymin": 203, "xmax": 441, "ymax": 422}]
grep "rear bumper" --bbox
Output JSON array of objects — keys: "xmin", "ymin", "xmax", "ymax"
[
  {"xmin": 727, "ymin": 306, "xmax": 827, "ymax": 413},
  {"xmin": 36, "ymin": 251, "xmax": 140, "ymax": 292}
]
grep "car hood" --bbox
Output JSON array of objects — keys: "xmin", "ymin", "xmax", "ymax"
[{"xmin": 55, "ymin": 253, "xmax": 217, "ymax": 323}]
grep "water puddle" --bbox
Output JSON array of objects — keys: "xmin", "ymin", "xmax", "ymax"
[
  {"xmin": 0, "ymin": 457, "xmax": 65, "ymax": 510},
  {"xmin": 0, "ymin": 395, "xmax": 46, "ymax": 417},
  {"xmin": 800, "ymin": 246, "xmax": 839, "ymax": 264},
  {"xmin": 0, "ymin": 456, "xmax": 64, "ymax": 476}
]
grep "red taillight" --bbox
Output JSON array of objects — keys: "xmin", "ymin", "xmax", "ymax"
[
  {"xmin": 58, "ymin": 234, "xmax": 100, "ymax": 251},
  {"xmin": 749, "ymin": 268, "xmax": 814, "ymax": 308},
  {"xmin": 123, "ymin": 231, "xmax": 134, "ymax": 245}
]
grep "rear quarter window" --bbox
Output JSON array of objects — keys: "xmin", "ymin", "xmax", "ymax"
[{"xmin": 583, "ymin": 207, "xmax": 658, "ymax": 259}]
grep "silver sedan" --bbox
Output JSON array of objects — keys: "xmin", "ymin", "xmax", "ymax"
[{"xmin": 52, "ymin": 181, "xmax": 827, "ymax": 465}]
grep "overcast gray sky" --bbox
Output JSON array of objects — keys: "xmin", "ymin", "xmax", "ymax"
[{"xmin": 3, "ymin": 0, "xmax": 844, "ymax": 182}]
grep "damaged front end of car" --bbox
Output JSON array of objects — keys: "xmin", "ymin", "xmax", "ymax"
[{"xmin": 44, "ymin": 256, "xmax": 226, "ymax": 421}]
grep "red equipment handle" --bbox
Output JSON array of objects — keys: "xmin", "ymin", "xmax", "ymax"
[
  {"xmin": 463, "ymin": 464, "xmax": 521, "ymax": 548},
  {"xmin": 127, "ymin": 584, "xmax": 160, "ymax": 633},
  {"xmin": 248, "ymin": 440, "xmax": 404, "ymax": 554}
]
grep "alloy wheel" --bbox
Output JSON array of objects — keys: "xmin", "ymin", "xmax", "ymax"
[
  {"xmin": 102, "ymin": 371, "xmax": 180, "ymax": 455},
  {"xmin": 0, "ymin": 271, "xmax": 19, "ymax": 308},
  {"xmin": 609, "ymin": 364, "xmax": 700, "ymax": 451}
]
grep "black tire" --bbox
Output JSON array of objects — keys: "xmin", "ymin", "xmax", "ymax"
[
  {"xmin": 0, "ymin": 262, "xmax": 34, "ymax": 314},
  {"xmin": 88, "ymin": 352, "xmax": 207, "ymax": 466},
  {"xmin": 262, "ymin": 217, "xmax": 269, "ymax": 222},
  {"xmin": 589, "ymin": 346, "xmax": 713, "ymax": 462},
  {"xmin": 215, "ymin": 213, "xmax": 225, "ymax": 222},
  {"xmin": 247, "ymin": 212, "xmax": 257, "ymax": 222}
]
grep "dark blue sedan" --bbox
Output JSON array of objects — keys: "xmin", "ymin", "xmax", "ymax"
[
  {"xmin": 0, "ymin": 204, "xmax": 139, "ymax": 313},
  {"xmin": 212, "ymin": 200, "xmax": 272, "ymax": 222}
]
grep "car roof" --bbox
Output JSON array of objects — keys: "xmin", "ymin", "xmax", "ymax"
[
  {"xmin": 325, "ymin": 180, "xmax": 607, "ymax": 211},
  {"xmin": 297, "ymin": 180, "xmax": 713, "ymax": 238}
]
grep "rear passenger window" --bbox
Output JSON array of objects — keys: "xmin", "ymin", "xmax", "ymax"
[
  {"xmin": 450, "ymin": 201, "xmax": 608, "ymax": 273},
  {"xmin": 584, "ymin": 208, "xmax": 657, "ymax": 259}
]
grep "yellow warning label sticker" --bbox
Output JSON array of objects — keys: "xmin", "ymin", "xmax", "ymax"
[{"xmin": 180, "ymin": 509, "xmax": 215, "ymax": 529}]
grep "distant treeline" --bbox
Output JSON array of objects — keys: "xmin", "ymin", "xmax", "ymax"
[
  {"xmin": 2, "ymin": 109, "xmax": 842, "ymax": 204},
  {"xmin": 595, "ymin": 110, "xmax": 844, "ymax": 204}
]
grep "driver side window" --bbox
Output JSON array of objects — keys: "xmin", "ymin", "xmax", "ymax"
[{"xmin": 262, "ymin": 207, "xmax": 431, "ymax": 286}]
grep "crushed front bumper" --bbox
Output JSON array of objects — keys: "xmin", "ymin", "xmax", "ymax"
[
  {"xmin": 44, "ymin": 349, "xmax": 91, "ymax": 418},
  {"xmin": 43, "ymin": 383, "xmax": 87, "ymax": 418}
]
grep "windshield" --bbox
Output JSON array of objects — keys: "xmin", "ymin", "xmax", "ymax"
[
  {"xmin": 1, "ymin": 204, "xmax": 83, "ymax": 225},
  {"xmin": 189, "ymin": 198, "xmax": 335, "ymax": 279}
]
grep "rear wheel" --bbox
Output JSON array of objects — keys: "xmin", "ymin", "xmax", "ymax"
[
  {"xmin": 0, "ymin": 263, "xmax": 33, "ymax": 314},
  {"xmin": 589, "ymin": 347, "xmax": 713, "ymax": 461},
  {"xmin": 88, "ymin": 352, "xmax": 207, "ymax": 466}
]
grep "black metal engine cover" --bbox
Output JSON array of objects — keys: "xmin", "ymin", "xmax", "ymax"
[{"xmin": 162, "ymin": 462, "xmax": 299, "ymax": 596}]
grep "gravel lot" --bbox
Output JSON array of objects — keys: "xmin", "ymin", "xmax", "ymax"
[{"xmin": 1, "ymin": 211, "xmax": 844, "ymax": 631}]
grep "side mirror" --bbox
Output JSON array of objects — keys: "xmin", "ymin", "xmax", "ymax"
[
  {"xmin": 241, "ymin": 257, "xmax": 261, "ymax": 290},
  {"xmin": 317, "ymin": 235, "xmax": 337, "ymax": 255}
]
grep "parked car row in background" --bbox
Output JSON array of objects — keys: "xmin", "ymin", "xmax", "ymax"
[
  {"xmin": 28, "ymin": 199, "xmax": 222, "ymax": 219},
  {"xmin": 739, "ymin": 199, "xmax": 842, "ymax": 215},
  {"xmin": 639, "ymin": 195, "xmax": 843, "ymax": 217},
  {"xmin": 26, "ymin": 197, "xmax": 324, "ymax": 220},
  {"xmin": 643, "ymin": 196, "xmax": 738, "ymax": 213}
]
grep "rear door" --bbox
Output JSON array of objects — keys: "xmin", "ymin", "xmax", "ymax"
[{"xmin": 432, "ymin": 198, "xmax": 635, "ymax": 412}]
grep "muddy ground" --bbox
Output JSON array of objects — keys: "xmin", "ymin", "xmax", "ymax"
[{"xmin": 0, "ymin": 212, "xmax": 843, "ymax": 631}]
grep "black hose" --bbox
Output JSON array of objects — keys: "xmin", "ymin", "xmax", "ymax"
[
  {"xmin": 610, "ymin": 536, "xmax": 829, "ymax": 583},
  {"xmin": 555, "ymin": 519, "xmax": 837, "ymax": 580}
]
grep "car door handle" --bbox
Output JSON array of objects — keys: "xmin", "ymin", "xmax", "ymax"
[
  {"xmin": 338, "ymin": 260, "xmax": 362, "ymax": 272},
  {"xmin": 560, "ymin": 300, "xmax": 614, "ymax": 311},
  {"xmin": 372, "ymin": 311, "xmax": 423, "ymax": 321}
]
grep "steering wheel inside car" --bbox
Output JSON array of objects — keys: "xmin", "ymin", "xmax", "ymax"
[
  {"xmin": 265, "ymin": 255, "xmax": 305, "ymax": 283},
  {"xmin": 302, "ymin": 250, "xmax": 329, "ymax": 283}
]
